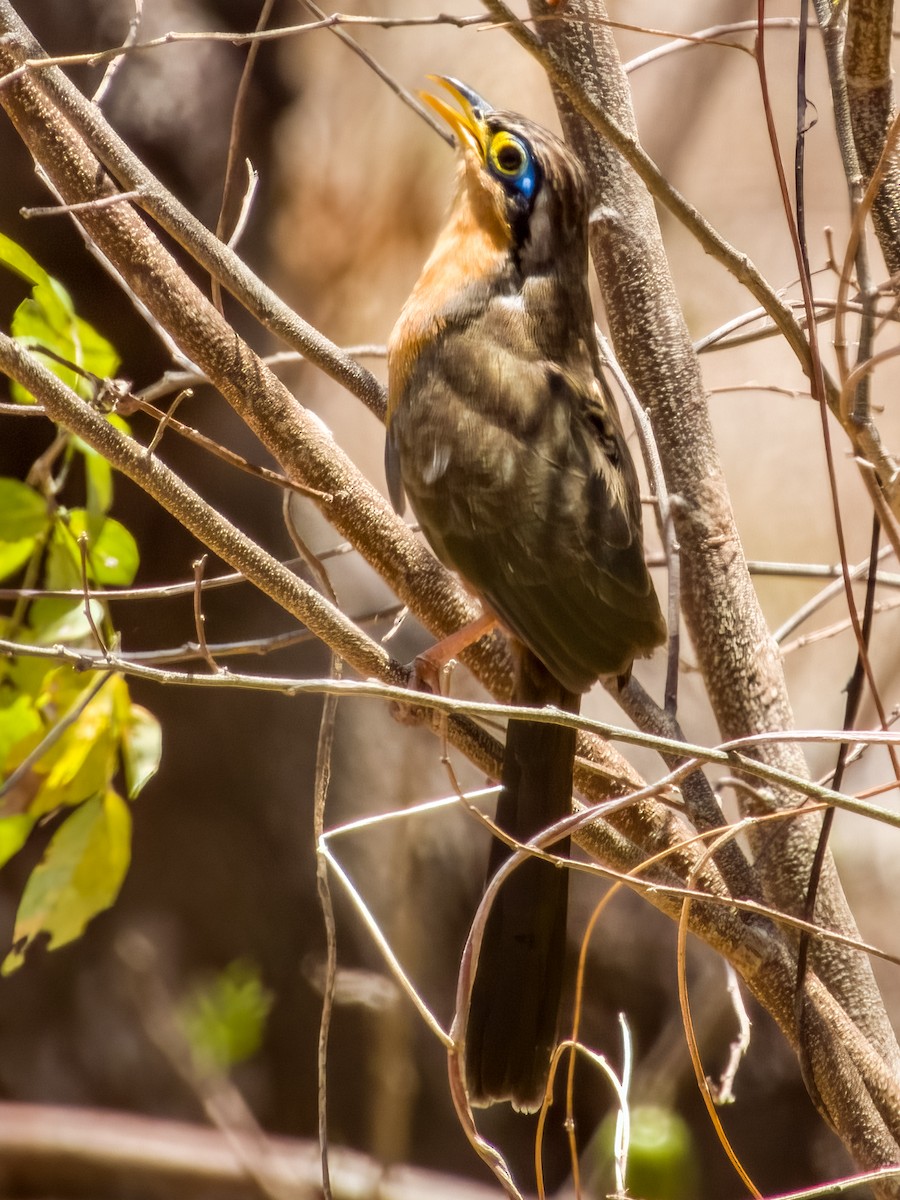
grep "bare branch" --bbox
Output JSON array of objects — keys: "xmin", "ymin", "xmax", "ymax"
[{"xmin": 0, "ymin": 1100, "xmax": 504, "ymax": 1200}]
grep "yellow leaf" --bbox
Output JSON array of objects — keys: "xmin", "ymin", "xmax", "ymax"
[{"xmin": 4, "ymin": 790, "xmax": 132, "ymax": 973}]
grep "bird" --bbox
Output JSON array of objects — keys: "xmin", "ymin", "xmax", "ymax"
[{"xmin": 385, "ymin": 77, "xmax": 666, "ymax": 1112}]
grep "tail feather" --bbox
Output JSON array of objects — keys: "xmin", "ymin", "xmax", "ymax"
[{"xmin": 464, "ymin": 650, "xmax": 578, "ymax": 1111}]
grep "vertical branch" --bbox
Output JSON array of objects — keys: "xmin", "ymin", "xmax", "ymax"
[
  {"xmin": 482, "ymin": 0, "xmax": 900, "ymax": 1084},
  {"xmin": 845, "ymin": 0, "xmax": 900, "ymax": 276}
]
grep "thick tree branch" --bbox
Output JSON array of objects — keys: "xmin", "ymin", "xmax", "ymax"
[
  {"xmin": 0, "ymin": 7, "xmax": 501, "ymax": 692},
  {"xmin": 0, "ymin": 303, "xmax": 740, "ymax": 974},
  {"xmin": 514, "ymin": 0, "xmax": 892, "ymax": 1018},
  {"xmin": 478, "ymin": 0, "xmax": 900, "ymax": 1185},
  {"xmin": 0, "ymin": 3, "xmax": 752, "ymax": 915},
  {"xmin": 3, "ymin": 36, "xmax": 387, "ymax": 419},
  {"xmin": 3, "ymin": 4, "xmax": 899, "ymax": 1185},
  {"xmin": 0, "ymin": 335, "xmax": 401, "ymax": 684},
  {"xmin": 845, "ymin": 0, "xmax": 900, "ymax": 277},
  {"xmin": 480, "ymin": 0, "xmax": 900, "ymax": 522}
]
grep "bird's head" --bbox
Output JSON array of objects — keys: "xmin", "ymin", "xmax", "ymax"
[{"xmin": 421, "ymin": 76, "xmax": 589, "ymax": 274}]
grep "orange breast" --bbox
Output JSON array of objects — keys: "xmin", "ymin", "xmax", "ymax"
[{"xmin": 388, "ymin": 170, "xmax": 512, "ymax": 416}]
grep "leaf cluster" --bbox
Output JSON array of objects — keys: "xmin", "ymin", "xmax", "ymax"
[{"xmin": 0, "ymin": 235, "xmax": 160, "ymax": 973}]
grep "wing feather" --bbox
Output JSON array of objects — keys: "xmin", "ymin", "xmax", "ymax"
[{"xmin": 388, "ymin": 321, "xmax": 665, "ymax": 692}]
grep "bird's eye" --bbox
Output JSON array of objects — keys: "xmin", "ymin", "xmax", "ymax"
[
  {"xmin": 490, "ymin": 133, "xmax": 528, "ymax": 178},
  {"xmin": 487, "ymin": 131, "xmax": 537, "ymax": 201}
]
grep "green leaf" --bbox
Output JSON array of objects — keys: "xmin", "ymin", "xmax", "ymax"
[
  {"xmin": 2, "ymin": 667, "xmax": 99, "ymax": 774},
  {"xmin": 35, "ymin": 666, "xmax": 103, "ymax": 716},
  {"xmin": 179, "ymin": 961, "xmax": 273, "ymax": 1070},
  {"xmin": 3, "ymin": 653, "xmax": 51, "ymax": 703},
  {"xmin": 12, "ymin": 305, "xmax": 120, "ymax": 404},
  {"xmin": 3, "ymin": 789, "xmax": 132, "ymax": 973},
  {"xmin": 11, "ymin": 295, "xmax": 86, "ymax": 404},
  {"xmin": 0, "ymin": 815, "xmax": 36, "ymax": 868},
  {"xmin": 0, "ymin": 233, "xmax": 73, "ymax": 327},
  {"xmin": 627, "ymin": 1106, "xmax": 698, "ymax": 1200},
  {"xmin": 44, "ymin": 523, "xmax": 82, "ymax": 591},
  {"xmin": 82, "ymin": 446, "xmax": 114, "ymax": 517},
  {"xmin": 0, "ymin": 233, "xmax": 120, "ymax": 404},
  {"xmin": 72, "ymin": 313, "xmax": 120, "ymax": 382},
  {"xmin": 107, "ymin": 412, "xmax": 131, "ymax": 437},
  {"xmin": 0, "ymin": 693, "xmax": 42, "ymax": 775},
  {"xmin": 34, "ymin": 719, "xmax": 115, "ymax": 814},
  {"xmin": 0, "ymin": 537, "xmax": 37, "ymax": 582},
  {"xmin": 0, "ymin": 478, "xmax": 48, "ymax": 580},
  {"xmin": 26, "ymin": 512, "xmax": 136, "ymax": 642},
  {"xmin": 29, "ymin": 677, "xmax": 118, "ymax": 815},
  {"xmin": 68, "ymin": 512, "xmax": 138, "ymax": 587},
  {"xmin": 120, "ymin": 703, "xmax": 162, "ymax": 799},
  {"xmin": 0, "ymin": 479, "xmax": 49, "ymax": 540},
  {"xmin": 27, "ymin": 599, "xmax": 103, "ymax": 645},
  {"xmin": 0, "ymin": 233, "xmax": 53, "ymax": 287}
]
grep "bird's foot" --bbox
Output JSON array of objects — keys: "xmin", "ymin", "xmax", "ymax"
[
  {"xmin": 390, "ymin": 613, "xmax": 498, "ymax": 727},
  {"xmin": 390, "ymin": 649, "xmax": 456, "ymax": 728}
]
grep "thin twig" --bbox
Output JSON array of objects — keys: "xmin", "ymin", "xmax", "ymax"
[
  {"xmin": 9, "ymin": 636, "xmax": 900, "ymax": 832},
  {"xmin": 625, "ymin": 17, "xmax": 802, "ymax": 73},
  {"xmin": 4, "ymin": 12, "xmax": 497, "ymax": 77},
  {"xmin": 134, "ymin": 393, "xmax": 332, "ymax": 501},
  {"xmin": 20, "ymin": 188, "xmax": 145, "ymax": 218},
  {"xmin": 301, "ymin": 0, "xmax": 455, "ymax": 146},
  {"xmin": 281, "ymin": 488, "xmax": 342, "ymax": 1200},
  {"xmin": 76, "ymin": 532, "xmax": 108, "ymax": 653},
  {"xmin": 211, "ymin": 0, "xmax": 273, "ymax": 311},
  {"xmin": 92, "ymin": 0, "xmax": 143, "ymax": 105},
  {"xmin": 191, "ymin": 554, "xmax": 219, "ymax": 673}
]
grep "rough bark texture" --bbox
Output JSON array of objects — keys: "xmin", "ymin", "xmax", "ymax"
[
  {"xmin": 846, "ymin": 0, "xmax": 900, "ymax": 278},
  {"xmin": 517, "ymin": 0, "xmax": 898, "ymax": 1062},
  {"xmin": 0, "ymin": 4, "xmax": 733, "ymax": 920},
  {"xmin": 3, "ymin": 0, "xmax": 900, "ymax": 1188},
  {"xmin": 503, "ymin": 0, "xmax": 900, "ymax": 1185}
]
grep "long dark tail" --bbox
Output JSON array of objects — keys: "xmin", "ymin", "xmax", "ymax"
[{"xmin": 464, "ymin": 650, "xmax": 578, "ymax": 1112}]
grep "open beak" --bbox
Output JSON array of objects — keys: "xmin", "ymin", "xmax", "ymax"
[{"xmin": 420, "ymin": 76, "xmax": 492, "ymax": 159}]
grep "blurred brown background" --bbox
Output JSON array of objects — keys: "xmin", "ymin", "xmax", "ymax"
[{"xmin": 1, "ymin": 1, "xmax": 898, "ymax": 1196}]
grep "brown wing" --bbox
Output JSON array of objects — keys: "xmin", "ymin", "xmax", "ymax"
[{"xmin": 387, "ymin": 322, "xmax": 665, "ymax": 692}]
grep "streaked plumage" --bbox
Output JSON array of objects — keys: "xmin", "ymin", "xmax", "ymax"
[{"xmin": 386, "ymin": 79, "xmax": 665, "ymax": 1111}]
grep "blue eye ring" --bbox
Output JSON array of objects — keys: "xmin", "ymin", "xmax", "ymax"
[{"xmin": 488, "ymin": 132, "xmax": 536, "ymax": 199}]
